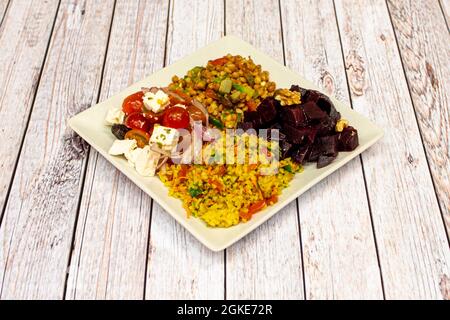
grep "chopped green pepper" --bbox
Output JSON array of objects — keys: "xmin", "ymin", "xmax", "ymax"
[
  {"xmin": 209, "ymin": 116, "xmax": 224, "ymax": 130},
  {"xmin": 188, "ymin": 187, "xmax": 203, "ymax": 198},
  {"xmin": 232, "ymin": 83, "xmax": 255, "ymax": 97},
  {"xmin": 219, "ymin": 78, "xmax": 233, "ymax": 94},
  {"xmin": 245, "ymin": 74, "xmax": 255, "ymax": 85},
  {"xmin": 283, "ymin": 164, "xmax": 293, "ymax": 173}
]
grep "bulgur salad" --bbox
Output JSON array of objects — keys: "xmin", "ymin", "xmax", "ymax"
[{"xmin": 105, "ymin": 55, "xmax": 359, "ymax": 227}]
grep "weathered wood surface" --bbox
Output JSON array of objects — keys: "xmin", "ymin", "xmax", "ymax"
[
  {"xmin": 0, "ymin": 0, "xmax": 60, "ymax": 220},
  {"xmin": 387, "ymin": 0, "xmax": 450, "ymax": 237},
  {"xmin": 281, "ymin": 0, "xmax": 383, "ymax": 299},
  {"xmin": 65, "ymin": 0, "xmax": 168, "ymax": 300},
  {"xmin": 440, "ymin": 0, "xmax": 450, "ymax": 27},
  {"xmin": 0, "ymin": 0, "xmax": 9, "ymax": 25},
  {"xmin": 145, "ymin": 0, "xmax": 225, "ymax": 300},
  {"xmin": 0, "ymin": 0, "xmax": 448, "ymax": 300},
  {"xmin": 0, "ymin": 0, "xmax": 115, "ymax": 299},
  {"xmin": 335, "ymin": 0, "xmax": 450, "ymax": 299}
]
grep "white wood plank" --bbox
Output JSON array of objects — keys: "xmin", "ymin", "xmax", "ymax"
[
  {"xmin": 0, "ymin": 0, "xmax": 115, "ymax": 299},
  {"xmin": 225, "ymin": 0, "xmax": 304, "ymax": 299},
  {"xmin": 280, "ymin": 0, "xmax": 383, "ymax": 299},
  {"xmin": 387, "ymin": 0, "xmax": 450, "ymax": 238},
  {"xmin": 145, "ymin": 0, "xmax": 225, "ymax": 300},
  {"xmin": 0, "ymin": 0, "xmax": 59, "ymax": 219},
  {"xmin": 0, "ymin": 0, "xmax": 9, "ymax": 25},
  {"xmin": 65, "ymin": 0, "xmax": 169, "ymax": 300},
  {"xmin": 335, "ymin": 0, "xmax": 450, "ymax": 299},
  {"xmin": 439, "ymin": 0, "xmax": 450, "ymax": 27}
]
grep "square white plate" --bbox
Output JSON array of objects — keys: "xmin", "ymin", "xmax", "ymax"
[{"xmin": 69, "ymin": 35, "xmax": 383, "ymax": 251}]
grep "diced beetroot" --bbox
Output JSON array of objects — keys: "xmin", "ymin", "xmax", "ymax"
[
  {"xmin": 258, "ymin": 97, "xmax": 278, "ymax": 124},
  {"xmin": 238, "ymin": 121, "xmax": 254, "ymax": 131},
  {"xmin": 282, "ymin": 123, "xmax": 318, "ymax": 144},
  {"xmin": 319, "ymin": 135, "xmax": 338, "ymax": 157},
  {"xmin": 244, "ymin": 111, "xmax": 263, "ymax": 128},
  {"xmin": 307, "ymin": 143, "xmax": 322, "ymax": 162},
  {"xmin": 303, "ymin": 101, "xmax": 327, "ymax": 121},
  {"xmin": 291, "ymin": 144, "xmax": 311, "ymax": 164},
  {"xmin": 280, "ymin": 105, "xmax": 307, "ymax": 127},
  {"xmin": 280, "ymin": 140, "xmax": 293, "ymax": 159},
  {"xmin": 317, "ymin": 154, "xmax": 337, "ymax": 168},
  {"xmin": 338, "ymin": 126, "xmax": 359, "ymax": 151}
]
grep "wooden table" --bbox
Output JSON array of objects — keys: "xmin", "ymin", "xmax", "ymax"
[{"xmin": 0, "ymin": 0, "xmax": 448, "ymax": 300}]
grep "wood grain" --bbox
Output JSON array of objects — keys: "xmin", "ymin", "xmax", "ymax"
[
  {"xmin": 439, "ymin": 0, "xmax": 450, "ymax": 27},
  {"xmin": 335, "ymin": 0, "xmax": 450, "ymax": 299},
  {"xmin": 0, "ymin": 0, "xmax": 115, "ymax": 299},
  {"xmin": 387, "ymin": 0, "xmax": 450, "ymax": 238},
  {"xmin": 65, "ymin": 0, "xmax": 169, "ymax": 300},
  {"xmin": 225, "ymin": 0, "xmax": 304, "ymax": 299},
  {"xmin": 0, "ymin": 0, "xmax": 59, "ymax": 220},
  {"xmin": 144, "ymin": 0, "xmax": 225, "ymax": 300},
  {"xmin": 0, "ymin": 0, "xmax": 9, "ymax": 25},
  {"xmin": 280, "ymin": 0, "xmax": 383, "ymax": 299}
]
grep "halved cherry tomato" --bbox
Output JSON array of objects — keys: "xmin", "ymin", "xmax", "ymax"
[
  {"xmin": 125, "ymin": 112, "xmax": 152, "ymax": 132},
  {"xmin": 122, "ymin": 91, "xmax": 144, "ymax": 115},
  {"xmin": 186, "ymin": 104, "xmax": 206, "ymax": 124},
  {"xmin": 162, "ymin": 106, "xmax": 190, "ymax": 129},
  {"xmin": 210, "ymin": 57, "xmax": 228, "ymax": 66},
  {"xmin": 124, "ymin": 129, "xmax": 150, "ymax": 148},
  {"xmin": 143, "ymin": 110, "xmax": 164, "ymax": 124}
]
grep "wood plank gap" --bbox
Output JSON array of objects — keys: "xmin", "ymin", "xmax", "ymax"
[
  {"xmin": 295, "ymin": 200, "xmax": 307, "ymax": 300},
  {"xmin": 0, "ymin": 0, "xmax": 10, "ymax": 29},
  {"xmin": 332, "ymin": 0, "xmax": 386, "ymax": 298},
  {"xmin": 0, "ymin": 0, "xmax": 62, "ymax": 228},
  {"xmin": 62, "ymin": 0, "xmax": 118, "ymax": 300},
  {"xmin": 223, "ymin": 0, "xmax": 226, "ymax": 36},
  {"xmin": 438, "ymin": 0, "xmax": 450, "ymax": 32},
  {"xmin": 384, "ymin": 0, "xmax": 450, "ymax": 245}
]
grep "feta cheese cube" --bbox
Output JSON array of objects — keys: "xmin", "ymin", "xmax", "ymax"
[
  {"xmin": 150, "ymin": 125, "xmax": 180, "ymax": 152},
  {"xmin": 105, "ymin": 106, "xmax": 125, "ymax": 125},
  {"xmin": 108, "ymin": 139, "xmax": 137, "ymax": 156},
  {"xmin": 134, "ymin": 146, "xmax": 161, "ymax": 177},
  {"xmin": 142, "ymin": 89, "xmax": 169, "ymax": 113}
]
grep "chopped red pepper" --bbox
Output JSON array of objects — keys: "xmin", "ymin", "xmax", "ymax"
[{"xmin": 210, "ymin": 57, "xmax": 228, "ymax": 66}]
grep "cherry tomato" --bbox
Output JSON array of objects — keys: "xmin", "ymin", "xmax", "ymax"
[
  {"xmin": 125, "ymin": 112, "xmax": 152, "ymax": 132},
  {"xmin": 122, "ymin": 91, "xmax": 144, "ymax": 115},
  {"xmin": 162, "ymin": 106, "xmax": 190, "ymax": 129},
  {"xmin": 143, "ymin": 110, "xmax": 164, "ymax": 124},
  {"xmin": 124, "ymin": 129, "xmax": 150, "ymax": 148},
  {"xmin": 186, "ymin": 104, "xmax": 206, "ymax": 124},
  {"xmin": 210, "ymin": 57, "xmax": 228, "ymax": 66}
]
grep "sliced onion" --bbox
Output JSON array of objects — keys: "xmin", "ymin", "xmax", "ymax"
[
  {"xmin": 156, "ymin": 156, "xmax": 169, "ymax": 171},
  {"xmin": 141, "ymin": 86, "xmax": 160, "ymax": 94},
  {"xmin": 149, "ymin": 143, "xmax": 172, "ymax": 157},
  {"xmin": 191, "ymin": 98, "xmax": 209, "ymax": 127}
]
